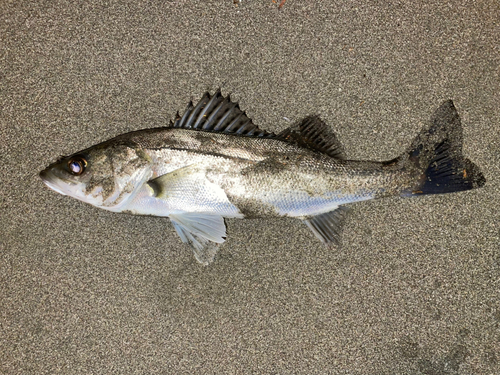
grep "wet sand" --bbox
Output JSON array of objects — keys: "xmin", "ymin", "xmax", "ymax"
[{"xmin": 1, "ymin": 1, "xmax": 499, "ymax": 373}]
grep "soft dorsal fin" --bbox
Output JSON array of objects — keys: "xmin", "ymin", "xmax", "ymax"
[
  {"xmin": 278, "ymin": 116, "xmax": 346, "ymax": 159},
  {"xmin": 171, "ymin": 90, "xmax": 276, "ymax": 138}
]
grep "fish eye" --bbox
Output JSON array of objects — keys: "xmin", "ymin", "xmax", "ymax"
[{"xmin": 67, "ymin": 156, "xmax": 87, "ymax": 175}]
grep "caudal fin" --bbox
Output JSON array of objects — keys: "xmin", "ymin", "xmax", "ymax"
[{"xmin": 401, "ymin": 100, "xmax": 485, "ymax": 196}]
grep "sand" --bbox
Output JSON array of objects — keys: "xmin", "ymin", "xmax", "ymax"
[{"xmin": 1, "ymin": 1, "xmax": 499, "ymax": 373}]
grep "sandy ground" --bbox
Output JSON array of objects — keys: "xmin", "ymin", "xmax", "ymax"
[{"xmin": 1, "ymin": 1, "xmax": 499, "ymax": 374}]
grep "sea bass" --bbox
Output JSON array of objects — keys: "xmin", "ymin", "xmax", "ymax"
[{"xmin": 40, "ymin": 91, "xmax": 486, "ymax": 264}]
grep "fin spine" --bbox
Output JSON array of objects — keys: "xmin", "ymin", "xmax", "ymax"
[{"xmin": 168, "ymin": 91, "xmax": 276, "ymax": 138}]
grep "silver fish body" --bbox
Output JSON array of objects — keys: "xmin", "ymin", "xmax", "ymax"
[{"xmin": 40, "ymin": 91, "xmax": 486, "ymax": 264}]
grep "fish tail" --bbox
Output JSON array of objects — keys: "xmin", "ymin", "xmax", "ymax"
[{"xmin": 399, "ymin": 100, "xmax": 485, "ymax": 197}]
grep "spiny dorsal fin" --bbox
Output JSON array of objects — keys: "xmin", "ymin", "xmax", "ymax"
[
  {"xmin": 171, "ymin": 90, "xmax": 276, "ymax": 138},
  {"xmin": 278, "ymin": 116, "xmax": 346, "ymax": 159}
]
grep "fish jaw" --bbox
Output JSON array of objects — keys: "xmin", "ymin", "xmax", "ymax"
[{"xmin": 40, "ymin": 169, "xmax": 68, "ymax": 196}]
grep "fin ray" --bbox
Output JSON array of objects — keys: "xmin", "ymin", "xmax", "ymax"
[
  {"xmin": 400, "ymin": 100, "xmax": 486, "ymax": 196},
  {"xmin": 170, "ymin": 91, "xmax": 275, "ymax": 138},
  {"xmin": 170, "ymin": 216, "xmax": 223, "ymax": 265},
  {"xmin": 170, "ymin": 212, "xmax": 226, "ymax": 243},
  {"xmin": 303, "ymin": 206, "xmax": 350, "ymax": 245},
  {"xmin": 278, "ymin": 116, "xmax": 346, "ymax": 159}
]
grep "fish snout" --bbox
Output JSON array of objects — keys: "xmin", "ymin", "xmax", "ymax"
[
  {"xmin": 39, "ymin": 168, "xmax": 49, "ymax": 182},
  {"xmin": 39, "ymin": 168, "xmax": 68, "ymax": 196},
  {"xmin": 39, "ymin": 168, "xmax": 55, "ymax": 186}
]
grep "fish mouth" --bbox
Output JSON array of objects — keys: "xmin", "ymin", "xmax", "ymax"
[{"xmin": 39, "ymin": 169, "xmax": 68, "ymax": 196}]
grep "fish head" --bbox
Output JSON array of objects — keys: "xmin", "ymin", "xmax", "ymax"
[{"xmin": 40, "ymin": 140, "xmax": 152, "ymax": 211}]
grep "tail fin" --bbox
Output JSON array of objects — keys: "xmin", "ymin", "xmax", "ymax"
[{"xmin": 400, "ymin": 100, "xmax": 485, "ymax": 196}]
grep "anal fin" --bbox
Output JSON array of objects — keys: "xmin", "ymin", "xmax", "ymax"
[{"xmin": 303, "ymin": 206, "xmax": 350, "ymax": 245}]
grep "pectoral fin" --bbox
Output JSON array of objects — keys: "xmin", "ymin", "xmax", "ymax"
[
  {"xmin": 303, "ymin": 206, "xmax": 350, "ymax": 245},
  {"xmin": 170, "ymin": 213, "xmax": 227, "ymax": 265},
  {"xmin": 147, "ymin": 164, "xmax": 242, "ymax": 217}
]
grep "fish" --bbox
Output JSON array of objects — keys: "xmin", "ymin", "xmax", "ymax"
[{"xmin": 40, "ymin": 91, "xmax": 486, "ymax": 264}]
